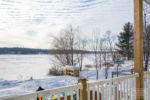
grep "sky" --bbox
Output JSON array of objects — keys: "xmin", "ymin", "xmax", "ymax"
[{"xmin": 0, "ymin": 0, "xmax": 134, "ymax": 49}]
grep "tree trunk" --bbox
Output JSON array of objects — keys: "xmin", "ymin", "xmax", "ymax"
[
  {"xmin": 145, "ymin": 51, "xmax": 149, "ymax": 71},
  {"xmin": 117, "ymin": 64, "xmax": 119, "ymax": 77},
  {"xmin": 71, "ymin": 48, "xmax": 73, "ymax": 66},
  {"xmin": 80, "ymin": 53, "xmax": 83, "ymax": 71},
  {"xmin": 96, "ymin": 69, "xmax": 98, "ymax": 80}
]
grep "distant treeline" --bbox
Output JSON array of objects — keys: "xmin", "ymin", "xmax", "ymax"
[
  {"xmin": 0, "ymin": 47, "xmax": 114, "ymax": 55},
  {"xmin": 0, "ymin": 47, "xmax": 50, "ymax": 54},
  {"xmin": 50, "ymin": 50, "xmax": 113, "ymax": 54}
]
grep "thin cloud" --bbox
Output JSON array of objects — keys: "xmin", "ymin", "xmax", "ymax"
[{"xmin": 0, "ymin": 0, "xmax": 133, "ymax": 48}]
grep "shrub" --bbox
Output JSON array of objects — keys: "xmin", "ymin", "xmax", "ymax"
[
  {"xmin": 48, "ymin": 66, "xmax": 65, "ymax": 76},
  {"xmin": 84, "ymin": 64, "xmax": 93, "ymax": 68}
]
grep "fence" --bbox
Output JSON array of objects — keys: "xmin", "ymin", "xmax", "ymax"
[{"xmin": 0, "ymin": 73, "xmax": 147, "ymax": 100}]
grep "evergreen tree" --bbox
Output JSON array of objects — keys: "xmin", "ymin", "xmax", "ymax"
[{"xmin": 116, "ymin": 22, "xmax": 134, "ymax": 60}]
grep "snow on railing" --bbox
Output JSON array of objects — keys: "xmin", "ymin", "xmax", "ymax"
[
  {"xmin": 0, "ymin": 93, "xmax": 37, "ymax": 100},
  {"xmin": 144, "ymin": 71, "xmax": 150, "ymax": 100},
  {"xmin": 0, "ymin": 84, "xmax": 82, "ymax": 100},
  {"xmin": 87, "ymin": 73, "xmax": 139, "ymax": 100}
]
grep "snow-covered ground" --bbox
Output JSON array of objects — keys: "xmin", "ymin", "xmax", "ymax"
[{"xmin": 0, "ymin": 55, "xmax": 134, "ymax": 97}]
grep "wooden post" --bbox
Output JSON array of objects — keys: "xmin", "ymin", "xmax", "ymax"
[
  {"xmin": 134, "ymin": 0, "xmax": 144, "ymax": 100},
  {"xmin": 78, "ymin": 78, "xmax": 88, "ymax": 100}
]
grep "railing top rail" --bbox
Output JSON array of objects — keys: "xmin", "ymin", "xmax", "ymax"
[
  {"xmin": 0, "ymin": 84, "xmax": 82, "ymax": 100},
  {"xmin": 0, "ymin": 93, "xmax": 37, "ymax": 100},
  {"xmin": 144, "ymin": 71, "xmax": 150, "ymax": 74},
  {"xmin": 87, "ymin": 73, "xmax": 139, "ymax": 86},
  {"xmin": 144, "ymin": 71, "xmax": 150, "ymax": 78},
  {"xmin": 37, "ymin": 84, "xmax": 82, "ymax": 96}
]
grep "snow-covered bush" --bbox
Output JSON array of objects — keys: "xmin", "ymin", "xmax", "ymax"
[{"xmin": 48, "ymin": 66, "xmax": 65, "ymax": 76}]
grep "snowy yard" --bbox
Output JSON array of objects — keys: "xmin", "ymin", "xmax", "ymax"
[{"xmin": 0, "ymin": 55, "xmax": 134, "ymax": 97}]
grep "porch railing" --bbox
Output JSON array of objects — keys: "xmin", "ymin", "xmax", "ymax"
[
  {"xmin": 87, "ymin": 73, "xmax": 138, "ymax": 100},
  {"xmin": 0, "ymin": 84, "xmax": 82, "ymax": 100},
  {"xmin": 2, "ymin": 73, "xmax": 150, "ymax": 100}
]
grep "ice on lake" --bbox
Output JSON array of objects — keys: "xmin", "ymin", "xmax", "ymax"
[{"xmin": 0, "ymin": 55, "xmax": 51, "ymax": 80}]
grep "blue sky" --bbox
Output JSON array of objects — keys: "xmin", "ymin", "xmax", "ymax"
[{"xmin": 0, "ymin": 0, "xmax": 134, "ymax": 49}]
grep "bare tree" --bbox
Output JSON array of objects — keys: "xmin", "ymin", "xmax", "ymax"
[
  {"xmin": 143, "ymin": 2, "xmax": 150, "ymax": 71},
  {"xmin": 105, "ymin": 31, "xmax": 117, "ymax": 63},
  {"xmin": 92, "ymin": 31, "xmax": 99, "ymax": 80},
  {"xmin": 91, "ymin": 30, "xmax": 104, "ymax": 80},
  {"xmin": 51, "ymin": 25, "xmax": 78, "ymax": 69},
  {"xmin": 76, "ymin": 37, "xmax": 87, "ymax": 71},
  {"xmin": 98, "ymin": 38, "xmax": 104, "ymax": 70},
  {"xmin": 102, "ymin": 40, "xmax": 109, "ymax": 79}
]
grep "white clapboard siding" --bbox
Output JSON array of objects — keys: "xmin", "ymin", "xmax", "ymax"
[{"xmin": 144, "ymin": 72, "xmax": 150, "ymax": 100}]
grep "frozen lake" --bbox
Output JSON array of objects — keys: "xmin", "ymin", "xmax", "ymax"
[
  {"xmin": 0, "ymin": 54, "xmax": 133, "ymax": 81},
  {"xmin": 0, "ymin": 55, "xmax": 51, "ymax": 80},
  {"xmin": 0, "ymin": 54, "xmax": 95, "ymax": 81}
]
